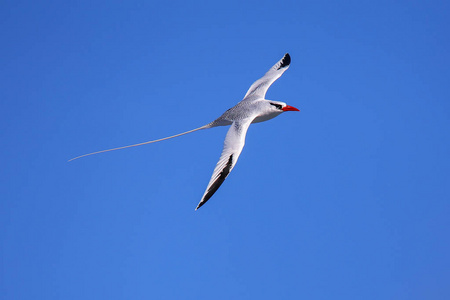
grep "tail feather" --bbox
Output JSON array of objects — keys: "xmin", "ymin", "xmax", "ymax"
[{"xmin": 68, "ymin": 124, "xmax": 212, "ymax": 162}]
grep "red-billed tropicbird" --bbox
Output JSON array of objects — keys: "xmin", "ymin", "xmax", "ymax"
[{"xmin": 69, "ymin": 53, "xmax": 300, "ymax": 210}]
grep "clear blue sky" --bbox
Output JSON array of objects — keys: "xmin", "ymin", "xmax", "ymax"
[{"xmin": 1, "ymin": 1, "xmax": 449, "ymax": 299}]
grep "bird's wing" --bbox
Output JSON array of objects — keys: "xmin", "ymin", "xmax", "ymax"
[
  {"xmin": 196, "ymin": 117, "xmax": 255, "ymax": 210},
  {"xmin": 243, "ymin": 53, "xmax": 291, "ymax": 100}
]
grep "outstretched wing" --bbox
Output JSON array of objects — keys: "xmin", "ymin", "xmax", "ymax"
[
  {"xmin": 243, "ymin": 53, "xmax": 291, "ymax": 100},
  {"xmin": 196, "ymin": 118, "xmax": 254, "ymax": 210}
]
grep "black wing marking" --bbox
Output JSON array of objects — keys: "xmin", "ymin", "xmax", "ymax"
[
  {"xmin": 195, "ymin": 118, "xmax": 254, "ymax": 210},
  {"xmin": 196, "ymin": 154, "xmax": 233, "ymax": 210},
  {"xmin": 243, "ymin": 53, "xmax": 291, "ymax": 99},
  {"xmin": 277, "ymin": 53, "xmax": 291, "ymax": 70}
]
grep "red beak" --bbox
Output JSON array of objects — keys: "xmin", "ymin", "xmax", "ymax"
[{"xmin": 282, "ymin": 105, "xmax": 300, "ymax": 112}]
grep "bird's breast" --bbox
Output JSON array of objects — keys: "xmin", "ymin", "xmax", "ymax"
[{"xmin": 252, "ymin": 111, "xmax": 282, "ymax": 123}]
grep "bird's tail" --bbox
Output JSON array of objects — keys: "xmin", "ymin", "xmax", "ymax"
[{"xmin": 68, "ymin": 123, "xmax": 213, "ymax": 162}]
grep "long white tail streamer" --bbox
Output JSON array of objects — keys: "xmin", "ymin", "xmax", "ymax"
[{"xmin": 68, "ymin": 124, "xmax": 211, "ymax": 162}]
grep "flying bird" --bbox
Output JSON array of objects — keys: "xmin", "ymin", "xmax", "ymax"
[{"xmin": 69, "ymin": 53, "xmax": 300, "ymax": 210}]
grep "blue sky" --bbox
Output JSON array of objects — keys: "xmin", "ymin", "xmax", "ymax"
[{"xmin": 1, "ymin": 0, "xmax": 449, "ymax": 299}]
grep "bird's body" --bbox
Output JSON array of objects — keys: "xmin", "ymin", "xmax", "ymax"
[{"xmin": 70, "ymin": 53, "xmax": 299, "ymax": 210}]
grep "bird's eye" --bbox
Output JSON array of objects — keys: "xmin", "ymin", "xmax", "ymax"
[{"xmin": 270, "ymin": 103, "xmax": 283, "ymax": 110}]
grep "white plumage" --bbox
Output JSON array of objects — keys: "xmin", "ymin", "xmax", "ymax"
[{"xmin": 69, "ymin": 53, "xmax": 300, "ymax": 210}]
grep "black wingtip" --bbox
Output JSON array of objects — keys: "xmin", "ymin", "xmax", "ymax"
[
  {"xmin": 279, "ymin": 53, "xmax": 291, "ymax": 69},
  {"xmin": 195, "ymin": 154, "xmax": 234, "ymax": 210}
]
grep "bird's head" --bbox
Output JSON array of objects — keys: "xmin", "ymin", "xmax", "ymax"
[{"xmin": 268, "ymin": 101, "xmax": 300, "ymax": 112}]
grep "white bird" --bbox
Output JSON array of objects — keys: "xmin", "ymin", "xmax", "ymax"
[{"xmin": 69, "ymin": 53, "xmax": 300, "ymax": 210}]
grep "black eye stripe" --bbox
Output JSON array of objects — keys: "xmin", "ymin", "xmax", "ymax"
[{"xmin": 270, "ymin": 103, "xmax": 282, "ymax": 110}]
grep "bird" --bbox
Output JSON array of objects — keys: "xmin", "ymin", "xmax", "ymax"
[{"xmin": 69, "ymin": 53, "xmax": 300, "ymax": 210}]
